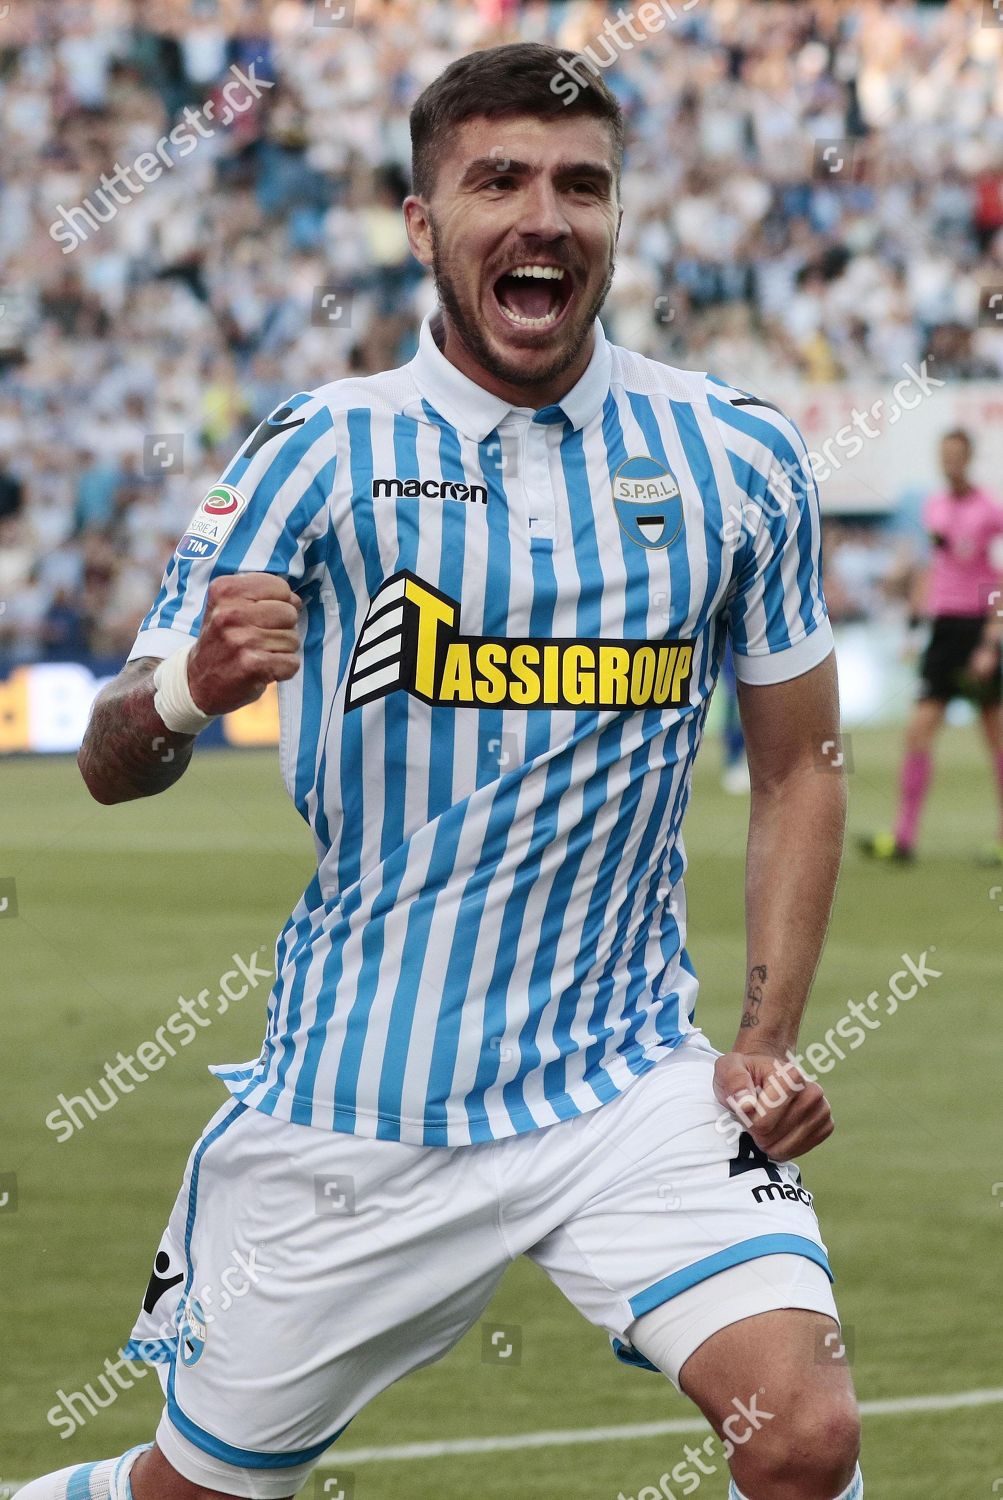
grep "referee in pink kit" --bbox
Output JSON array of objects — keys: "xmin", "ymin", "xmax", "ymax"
[{"xmin": 862, "ymin": 427, "xmax": 1003, "ymax": 864}]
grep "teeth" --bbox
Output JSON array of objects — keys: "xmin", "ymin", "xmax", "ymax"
[
  {"xmin": 498, "ymin": 303, "xmax": 561, "ymax": 328},
  {"xmin": 509, "ymin": 265, "xmax": 566, "ymax": 280}
]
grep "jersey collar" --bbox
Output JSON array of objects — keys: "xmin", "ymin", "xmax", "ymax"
[{"xmin": 410, "ymin": 310, "xmax": 612, "ymax": 442}]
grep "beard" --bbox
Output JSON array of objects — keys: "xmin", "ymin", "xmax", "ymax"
[{"xmin": 429, "ymin": 217, "xmax": 615, "ymax": 395}]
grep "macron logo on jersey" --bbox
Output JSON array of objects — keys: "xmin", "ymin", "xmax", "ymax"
[
  {"xmin": 372, "ymin": 476, "xmax": 488, "ymax": 506},
  {"xmin": 345, "ymin": 570, "xmax": 695, "ymax": 713}
]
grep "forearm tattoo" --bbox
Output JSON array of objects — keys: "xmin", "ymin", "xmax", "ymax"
[{"xmin": 740, "ymin": 963, "xmax": 768, "ymax": 1029}]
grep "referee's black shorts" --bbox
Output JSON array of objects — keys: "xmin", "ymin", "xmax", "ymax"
[{"xmin": 918, "ymin": 615, "xmax": 1002, "ymax": 706}]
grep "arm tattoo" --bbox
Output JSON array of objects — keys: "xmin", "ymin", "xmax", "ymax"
[
  {"xmin": 78, "ymin": 658, "xmax": 196, "ymax": 804},
  {"xmin": 739, "ymin": 963, "xmax": 768, "ymax": 1029}
]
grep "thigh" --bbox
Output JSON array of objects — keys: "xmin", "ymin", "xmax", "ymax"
[
  {"xmin": 675, "ymin": 1303, "xmax": 853, "ymax": 1418},
  {"xmin": 127, "ymin": 1100, "xmax": 508, "ymax": 1496},
  {"xmin": 667, "ymin": 1304, "xmax": 860, "ymax": 1495},
  {"xmin": 525, "ymin": 1037, "xmax": 835, "ymax": 1385}
]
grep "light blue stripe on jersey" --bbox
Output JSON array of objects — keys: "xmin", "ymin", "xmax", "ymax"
[
  {"xmin": 626, "ymin": 393, "xmax": 693, "ymax": 632},
  {"xmin": 569, "ymin": 394, "xmax": 672, "ymax": 1083},
  {"xmin": 709, "ymin": 392, "xmax": 821, "ymax": 650},
  {"xmin": 531, "ymin": 416, "xmax": 625, "ymax": 1114},
  {"xmin": 293, "ymin": 414, "xmax": 421, "ymax": 1121},
  {"xmin": 580, "ymin": 391, "xmax": 726, "ymax": 1074},
  {"xmin": 669, "ymin": 398, "xmax": 725, "ymax": 606},
  {"xmin": 284, "ymin": 411, "xmax": 382, "ymax": 1125},
  {"xmin": 138, "ymin": 554, "xmax": 178, "ymax": 635},
  {"xmin": 420, "ymin": 428, "xmax": 515, "ymax": 1140},
  {"xmin": 474, "ymin": 430, "xmax": 515, "ymax": 789},
  {"xmin": 195, "ymin": 416, "xmax": 337, "ymax": 1122},
  {"xmin": 380, "ymin": 414, "xmax": 420, "ymax": 857},
  {"xmin": 616, "ymin": 398, "xmax": 729, "ymax": 1054},
  {"xmin": 67, "ymin": 1463, "xmax": 100, "ymax": 1499},
  {"xmin": 421, "ymin": 399, "xmax": 466, "ymax": 820},
  {"xmin": 326, "ymin": 403, "xmax": 466, "ymax": 1135},
  {"xmin": 420, "ymin": 768, "xmax": 523, "ymax": 1143},
  {"xmin": 307, "ymin": 518, "xmax": 358, "ymax": 850},
  {"xmin": 293, "ymin": 417, "xmax": 425, "ymax": 1122},
  {"xmin": 617, "ymin": 837, "xmax": 686, "ymax": 1065},
  {"xmin": 373, "ymin": 407, "xmax": 473, "ymax": 1138},
  {"xmin": 291, "ymin": 582, "xmax": 332, "ymax": 830},
  {"xmin": 530, "ymin": 406, "xmax": 645, "ymax": 1114},
  {"xmin": 463, "ymin": 420, "xmax": 573, "ymax": 1136},
  {"xmin": 258, "ymin": 876, "xmax": 324, "ymax": 1110},
  {"xmin": 156, "ymin": 556, "xmax": 195, "ymax": 632}
]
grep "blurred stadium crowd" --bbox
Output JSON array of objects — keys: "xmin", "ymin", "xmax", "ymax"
[{"xmin": 0, "ymin": 0, "xmax": 1001, "ymax": 661}]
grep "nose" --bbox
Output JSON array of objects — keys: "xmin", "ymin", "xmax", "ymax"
[{"xmin": 514, "ymin": 176, "xmax": 572, "ymax": 242}]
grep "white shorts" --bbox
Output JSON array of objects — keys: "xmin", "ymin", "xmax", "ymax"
[{"xmin": 126, "ymin": 1034, "xmax": 838, "ymax": 1498}]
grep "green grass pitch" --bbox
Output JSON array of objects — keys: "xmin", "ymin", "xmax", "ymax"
[{"xmin": 2, "ymin": 727, "xmax": 1001, "ymax": 1497}]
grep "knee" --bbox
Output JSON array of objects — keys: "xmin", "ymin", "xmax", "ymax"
[
  {"xmin": 132, "ymin": 1446, "xmax": 295, "ymax": 1500},
  {"xmin": 905, "ymin": 724, "xmax": 932, "ymax": 754},
  {"xmin": 729, "ymin": 1392, "xmax": 860, "ymax": 1500}
]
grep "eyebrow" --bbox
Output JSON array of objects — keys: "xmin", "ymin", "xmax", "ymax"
[{"xmin": 458, "ymin": 157, "xmax": 614, "ymax": 191}]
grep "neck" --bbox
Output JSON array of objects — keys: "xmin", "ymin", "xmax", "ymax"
[{"xmin": 434, "ymin": 311, "xmax": 595, "ymax": 410}]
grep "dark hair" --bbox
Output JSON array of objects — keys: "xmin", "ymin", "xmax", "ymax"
[
  {"xmin": 409, "ymin": 43, "xmax": 625, "ymax": 200},
  {"xmin": 942, "ymin": 427, "xmax": 973, "ymax": 450}
]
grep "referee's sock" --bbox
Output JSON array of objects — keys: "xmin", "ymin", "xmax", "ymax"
[
  {"xmin": 16, "ymin": 1444, "xmax": 151, "ymax": 1499},
  {"xmin": 894, "ymin": 748, "xmax": 932, "ymax": 851},
  {"xmin": 728, "ymin": 1464, "xmax": 863, "ymax": 1500}
]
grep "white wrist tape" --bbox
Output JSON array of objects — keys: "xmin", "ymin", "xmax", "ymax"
[{"xmin": 153, "ymin": 642, "xmax": 216, "ymax": 736}]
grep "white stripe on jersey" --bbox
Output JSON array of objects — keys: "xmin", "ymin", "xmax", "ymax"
[{"xmin": 130, "ymin": 314, "xmax": 833, "ymax": 1145}]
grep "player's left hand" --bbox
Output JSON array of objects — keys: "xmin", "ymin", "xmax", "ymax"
[{"xmin": 713, "ymin": 1050, "xmax": 834, "ymax": 1162}]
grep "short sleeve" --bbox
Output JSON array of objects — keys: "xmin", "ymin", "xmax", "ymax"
[
  {"xmin": 722, "ymin": 398, "xmax": 834, "ymax": 686},
  {"xmin": 128, "ymin": 395, "xmax": 335, "ymax": 662}
]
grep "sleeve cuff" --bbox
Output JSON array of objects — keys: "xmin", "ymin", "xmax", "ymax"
[
  {"xmin": 732, "ymin": 618, "xmax": 835, "ymax": 685},
  {"xmin": 127, "ymin": 627, "xmax": 198, "ymax": 663}
]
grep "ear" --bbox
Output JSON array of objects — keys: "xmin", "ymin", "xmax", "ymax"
[{"xmin": 403, "ymin": 196, "xmax": 434, "ymax": 269}]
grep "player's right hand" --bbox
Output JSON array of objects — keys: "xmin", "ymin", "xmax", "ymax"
[{"xmin": 187, "ymin": 573, "xmax": 303, "ymax": 716}]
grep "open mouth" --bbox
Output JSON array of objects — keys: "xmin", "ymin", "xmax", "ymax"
[{"xmin": 492, "ymin": 263, "xmax": 575, "ymax": 332}]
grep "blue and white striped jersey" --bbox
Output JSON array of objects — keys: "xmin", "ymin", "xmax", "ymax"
[{"xmin": 130, "ymin": 313, "xmax": 833, "ymax": 1146}]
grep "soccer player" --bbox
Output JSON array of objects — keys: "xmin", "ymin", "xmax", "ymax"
[
  {"xmin": 860, "ymin": 428, "xmax": 1003, "ymax": 864},
  {"xmin": 26, "ymin": 44, "xmax": 862, "ymax": 1500}
]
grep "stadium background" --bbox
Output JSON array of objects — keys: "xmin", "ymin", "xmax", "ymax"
[{"xmin": 2, "ymin": 1, "xmax": 1001, "ymax": 1496}]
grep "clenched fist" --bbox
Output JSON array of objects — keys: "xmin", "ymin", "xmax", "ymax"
[
  {"xmin": 188, "ymin": 573, "xmax": 303, "ymax": 716},
  {"xmin": 713, "ymin": 1050, "xmax": 834, "ymax": 1162}
]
